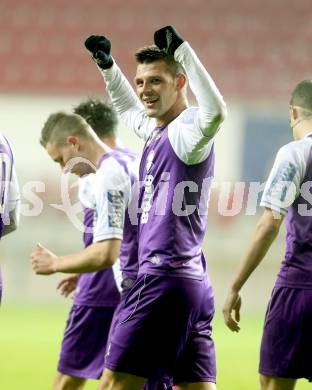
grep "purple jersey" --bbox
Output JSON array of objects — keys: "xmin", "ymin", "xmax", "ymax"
[
  {"xmin": 279, "ymin": 140, "xmax": 312, "ymax": 288},
  {"xmin": 261, "ymin": 134, "xmax": 312, "ymax": 288},
  {"xmin": 138, "ymin": 125, "xmax": 214, "ymax": 280},
  {"xmin": 75, "ymin": 149, "xmax": 138, "ymax": 307},
  {"xmin": 101, "ymin": 42, "xmax": 226, "ymax": 281}
]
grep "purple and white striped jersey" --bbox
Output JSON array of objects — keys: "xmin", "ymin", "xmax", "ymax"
[{"xmin": 74, "ymin": 148, "xmax": 139, "ymax": 307}]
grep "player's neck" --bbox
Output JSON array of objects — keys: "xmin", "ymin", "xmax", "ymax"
[
  {"xmin": 87, "ymin": 139, "xmax": 111, "ymax": 168},
  {"xmin": 155, "ymin": 100, "xmax": 188, "ymax": 127},
  {"xmin": 100, "ymin": 136, "xmax": 122, "ymax": 149},
  {"xmin": 293, "ymin": 120, "xmax": 312, "ymax": 140}
]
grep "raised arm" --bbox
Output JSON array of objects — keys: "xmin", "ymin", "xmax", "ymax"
[
  {"xmin": 176, "ymin": 44, "xmax": 226, "ymax": 138},
  {"xmin": 153, "ymin": 26, "xmax": 227, "ymax": 164},
  {"xmin": 85, "ymin": 35, "xmax": 152, "ymax": 140},
  {"xmin": 154, "ymin": 26, "xmax": 227, "ymax": 138}
]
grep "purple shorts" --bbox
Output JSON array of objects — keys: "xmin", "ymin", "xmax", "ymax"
[
  {"xmin": 260, "ymin": 286, "xmax": 312, "ymax": 381},
  {"xmin": 58, "ymin": 304, "xmax": 115, "ymax": 379},
  {"xmin": 105, "ymin": 274, "xmax": 216, "ymax": 384},
  {"xmin": 106, "ymin": 288, "xmax": 173, "ymax": 390}
]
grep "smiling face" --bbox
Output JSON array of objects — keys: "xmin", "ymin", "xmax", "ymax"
[{"xmin": 134, "ymin": 60, "xmax": 185, "ymax": 126}]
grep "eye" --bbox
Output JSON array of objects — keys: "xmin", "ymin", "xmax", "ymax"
[
  {"xmin": 135, "ymin": 79, "xmax": 143, "ymax": 86},
  {"xmin": 152, "ymin": 78, "xmax": 161, "ymax": 84}
]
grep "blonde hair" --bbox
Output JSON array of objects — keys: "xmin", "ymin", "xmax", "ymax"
[{"xmin": 40, "ymin": 112, "xmax": 92, "ymax": 147}]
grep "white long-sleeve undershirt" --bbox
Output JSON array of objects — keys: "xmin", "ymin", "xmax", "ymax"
[{"xmin": 100, "ymin": 41, "xmax": 227, "ymax": 165}]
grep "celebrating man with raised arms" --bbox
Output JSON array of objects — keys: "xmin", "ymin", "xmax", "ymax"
[{"xmin": 85, "ymin": 25, "xmax": 226, "ymax": 390}]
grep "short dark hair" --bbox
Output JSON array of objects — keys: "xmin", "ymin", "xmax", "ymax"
[
  {"xmin": 40, "ymin": 112, "xmax": 91, "ymax": 147},
  {"xmin": 290, "ymin": 80, "xmax": 312, "ymax": 116},
  {"xmin": 73, "ymin": 98, "xmax": 118, "ymax": 138},
  {"xmin": 135, "ymin": 45, "xmax": 185, "ymax": 77}
]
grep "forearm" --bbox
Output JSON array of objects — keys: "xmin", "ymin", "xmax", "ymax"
[
  {"xmin": 55, "ymin": 240, "xmax": 120, "ymax": 273},
  {"xmin": 230, "ymin": 215, "xmax": 281, "ymax": 293},
  {"xmin": 175, "ymin": 42, "xmax": 227, "ymax": 137},
  {"xmin": 100, "ymin": 63, "xmax": 143, "ymax": 116}
]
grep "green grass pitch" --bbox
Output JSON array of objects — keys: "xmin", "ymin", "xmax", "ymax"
[{"xmin": 0, "ymin": 304, "xmax": 310, "ymax": 389}]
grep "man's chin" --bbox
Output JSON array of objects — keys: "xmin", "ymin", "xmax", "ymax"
[
  {"xmin": 71, "ymin": 165, "xmax": 94, "ymax": 177},
  {"xmin": 145, "ymin": 109, "xmax": 158, "ymax": 118},
  {"xmin": 69, "ymin": 170, "xmax": 80, "ymax": 177},
  {"xmin": 70, "ymin": 168, "xmax": 83, "ymax": 177},
  {"xmin": 75, "ymin": 171, "xmax": 91, "ymax": 178}
]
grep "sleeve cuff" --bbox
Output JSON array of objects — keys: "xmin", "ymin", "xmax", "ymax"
[
  {"xmin": 99, "ymin": 61, "xmax": 117, "ymax": 80},
  {"xmin": 260, "ymin": 201, "xmax": 288, "ymax": 216},
  {"xmin": 93, "ymin": 232, "xmax": 123, "ymax": 243}
]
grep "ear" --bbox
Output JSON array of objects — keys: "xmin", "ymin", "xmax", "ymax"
[
  {"xmin": 67, "ymin": 135, "xmax": 80, "ymax": 150},
  {"xmin": 291, "ymin": 106, "xmax": 299, "ymax": 120},
  {"xmin": 176, "ymin": 73, "xmax": 187, "ymax": 91}
]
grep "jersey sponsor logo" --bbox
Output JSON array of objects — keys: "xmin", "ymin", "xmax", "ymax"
[
  {"xmin": 141, "ymin": 148, "xmax": 155, "ymax": 224},
  {"xmin": 141, "ymin": 174, "xmax": 154, "ymax": 224},
  {"xmin": 107, "ymin": 190, "xmax": 124, "ymax": 228}
]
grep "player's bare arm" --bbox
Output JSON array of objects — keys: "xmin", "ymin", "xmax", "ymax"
[
  {"xmin": 31, "ymin": 239, "xmax": 121, "ymax": 275},
  {"xmin": 223, "ymin": 208, "xmax": 284, "ymax": 332}
]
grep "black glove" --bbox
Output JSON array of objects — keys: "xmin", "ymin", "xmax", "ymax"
[
  {"xmin": 154, "ymin": 26, "xmax": 184, "ymax": 55},
  {"xmin": 84, "ymin": 35, "xmax": 113, "ymax": 70}
]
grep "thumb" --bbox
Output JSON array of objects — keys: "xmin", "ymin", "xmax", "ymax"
[
  {"xmin": 37, "ymin": 243, "xmax": 44, "ymax": 250},
  {"xmin": 96, "ymin": 50, "xmax": 109, "ymax": 61}
]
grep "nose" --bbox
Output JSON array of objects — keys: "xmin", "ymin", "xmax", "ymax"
[{"xmin": 141, "ymin": 81, "xmax": 152, "ymax": 95}]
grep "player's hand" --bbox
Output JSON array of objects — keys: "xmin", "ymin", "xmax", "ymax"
[
  {"xmin": 57, "ymin": 275, "xmax": 79, "ymax": 298},
  {"xmin": 84, "ymin": 35, "xmax": 114, "ymax": 69},
  {"xmin": 222, "ymin": 289, "xmax": 242, "ymax": 332},
  {"xmin": 31, "ymin": 243, "xmax": 58, "ymax": 275},
  {"xmin": 154, "ymin": 25, "xmax": 184, "ymax": 55}
]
